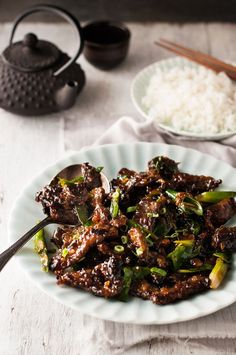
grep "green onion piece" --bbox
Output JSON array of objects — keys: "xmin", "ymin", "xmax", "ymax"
[
  {"xmin": 213, "ymin": 252, "xmax": 231, "ymax": 263},
  {"xmin": 58, "ymin": 176, "xmax": 84, "ymax": 187},
  {"xmin": 196, "ymin": 191, "xmax": 236, "ymax": 203},
  {"xmin": 119, "ymin": 266, "xmax": 156, "ymax": 301},
  {"xmin": 150, "ymin": 267, "xmax": 167, "ymax": 276},
  {"xmin": 127, "ymin": 206, "xmax": 137, "ymax": 213},
  {"xmin": 118, "ymin": 174, "xmax": 128, "ymax": 180},
  {"xmin": 174, "ymin": 239, "xmax": 195, "ymax": 247},
  {"xmin": 110, "ymin": 188, "xmax": 120, "ymax": 218},
  {"xmin": 84, "ymin": 220, "xmax": 93, "ymax": 227},
  {"xmin": 167, "ymin": 229, "xmax": 189, "ymax": 239},
  {"xmin": 166, "ymin": 189, "xmax": 178, "ymax": 200},
  {"xmin": 209, "ymin": 258, "xmax": 228, "ymax": 289},
  {"xmin": 121, "ymin": 235, "xmax": 128, "ymax": 244},
  {"xmin": 33, "ymin": 225, "xmax": 49, "ymax": 272},
  {"xmin": 119, "ymin": 267, "xmax": 134, "ymax": 301},
  {"xmin": 96, "ymin": 166, "xmax": 104, "ymax": 173},
  {"xmin": 128, "ymin": 220, "xmax": 158, "ymax": 240},
  {"xmin": 62, "ymin": 248, "xmax": 69, "ymax": 258},
  {"xmin": 168, "ymin": 244, "xmax": 195, "ymax": 271},
  {"xmin": 167, "ymin": 231, "xmax": 180, "ymax": 239},
  {"xmin": 160, "ymin": 207, "xmax": 166, "ymax": 215},
  {"xmin": 146, "ymin": 234, "xmax": 154, "ymax": 247},
  {"xmin": 190, "ymin": 220, "xmax": 201, "ymax": 236},
  {"xmin": 182, "ymin": 196, "xmax": 203, "ymax": 216},
  {"xmin": 132, "ymin": 266, "xmax": 150, "ymax": 278},
  {"xmin": 147, "ymin": 212, "xmax": 159, "ymax": 218},
  {"xmin": 166, "ymin": 189, "xmax": 203, "ymax": 216},
  {"xmin": 154, "ymin": 222, "xmax": 172, "ymax": 237},
  {"xmin": 177, "ymin": 264, "xmax": 213, "ymax": 273},
  {"xmin": 76, "ymin": 205, "xmax": 89, "ymax": 225},
  {"xmin": 114, "ymin": 245, "xmax": 124, "ymax": 253},
  {"xmin": 136, "ymin": 247, "xmax": 144, "ymax": 256}
]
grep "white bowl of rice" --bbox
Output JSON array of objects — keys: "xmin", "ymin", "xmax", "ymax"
[{"xmin": 131, "ymin": 57, "xmax": 236, "ymax": 140}]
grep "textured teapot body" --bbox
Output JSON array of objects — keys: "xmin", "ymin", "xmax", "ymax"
[
  {"xmin": 0, "ymin": 5, "xmax": 85, "ymax": 116},
  {"xmin": 0, "ymin": 52, "xmax": 85, "ymax": 115}
]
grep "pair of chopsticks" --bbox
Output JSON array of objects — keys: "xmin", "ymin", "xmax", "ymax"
[{"xmin": 155, "ymin": 38, "xmax": 236, "ymax": 80}]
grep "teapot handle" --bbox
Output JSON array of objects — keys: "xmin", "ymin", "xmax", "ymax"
[{"xmin": 9, "ymin": 4, "xmax": 84, "ymax": 76}]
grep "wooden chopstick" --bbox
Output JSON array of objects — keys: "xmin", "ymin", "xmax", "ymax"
[
  {"xmin": 160, "ymin": 39, "xmax": 236, "ymax": 71},
  {"xmin": 155, "ymin": 39, "xmax": 236, "ymax": 80}
]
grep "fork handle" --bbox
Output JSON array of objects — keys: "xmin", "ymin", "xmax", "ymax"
[{"xmin": 0, "ymin": 217, "xmax": 51, "ymax": 271}]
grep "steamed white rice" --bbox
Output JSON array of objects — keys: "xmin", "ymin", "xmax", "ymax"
[{"xmin": 142, "ymin": 66, "xmax": 236, "ymax": 134}]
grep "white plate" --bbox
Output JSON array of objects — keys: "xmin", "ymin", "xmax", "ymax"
[
  {"xmin": 8, "ymin": 142, "xmax": 236, "ymax": 324},
  {"xmin": 131, "ymin": 57, "xmax": 236, "ymax": 140}
]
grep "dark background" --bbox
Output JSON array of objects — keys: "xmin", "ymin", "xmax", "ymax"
[{"xmin": 0, "ymin": 0, "xmax": 236, "ymax": 22}]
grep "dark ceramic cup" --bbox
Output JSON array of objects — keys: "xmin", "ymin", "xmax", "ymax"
[{"xmin": 83, "ymin": 21, "xmax": 131, "ymax": 70}]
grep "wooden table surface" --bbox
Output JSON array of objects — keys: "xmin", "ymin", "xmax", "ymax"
[{"xmin": 0, "ymin": 22, "xmax": 236, "ymax": 355}]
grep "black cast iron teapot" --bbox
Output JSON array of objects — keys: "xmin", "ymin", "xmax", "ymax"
[{"xmin": 0, "ymin": 4, "xmax": 85, "ymax": 116}]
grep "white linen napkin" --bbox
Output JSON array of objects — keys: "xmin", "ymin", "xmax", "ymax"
[
  {"xmin": 76, "ymin": 116, "xmax": 236, "ymax": 354},
  {"xmin": 93, "ymin": 116, "xmax": 236, "ymax": 166}
]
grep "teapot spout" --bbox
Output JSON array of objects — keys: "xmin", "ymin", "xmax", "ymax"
[{"xmin": 55, "ymin": 81, "xmax": 78, "ymax": 110}]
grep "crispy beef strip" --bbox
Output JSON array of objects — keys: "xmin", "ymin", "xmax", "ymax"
[
  {"xmin": 212, "ymin": 226, "xmax": 236, "ymax": 252},
  {"xmin": 166, "ymin": 172, "xmax": 222, "ymax": 194},
  {"xmin": 81, "ymin": 162, "xmax": 102, "ymax": 190},
  {"xmin": 205, "ymin": 198, "xmax": 236, "ymax": 229},
  {"xmin": 128, "ymin": 227, "xmax": 149, "ymax": 258},
  {"xmin": 97, "ymin": 242, "xmax": 117, "ymax": 257},
  {"xmin": 131, "ymin": 274, "xmax": 209, "ymax": 305},
  {"xmin": 134, "ymin": 194, "xmax": 175, "ymax": 233},
  {"xmin": 137, "ymin": 251, "xmax": 170, "ymax": 268},
  {"xmin": 35, "ymin": 182, "xmax": 89, "ymax": 224},
  {"xmin": 51, "ymin": 226, "xmax": 70, "ymax": 248},
  {"xmin": 148, "ymin": 156, "xmax": 179, "ymax": 179},
  {"xmin": 35, "ymin": 163, "xmax": 102, "ymax": 224},
  {"xmin": 110, "ymin": 214, "xmax": 127, "ymax": 228},
  {"xmin": 110, "ymin": 170, "xmax": 162, "ymax": 208},
  {"xmin": 118, "ymin": 167, "xmax": 136, "ymax": 178},
  {"xmin": 58, "ymin": 256, "xmax": 123, "ymax": 298},
  {"xmin": 51, "ymin": 185, "xmax": 128, "ymax": 273},
  {"xmin": 97, "ymin": 242, "xmax": 134, "ymax": 266},
  {"xmin": 126, "ymin": 172, "xmax": 159, "ymax": 189},
  {"xmin": 195, "ymin": 232, "xmax": 213, "ymax": 255},
  {"xmin": 51, "ymin": 224, "xmax": 119, "ymax": 271},
  {"xmin": 91, "ymin": 188, "xmax": 110, "ymax": 225},
  {"xmin": 91, "ymin": 187, "xmax": 127, "ymax": 228}
]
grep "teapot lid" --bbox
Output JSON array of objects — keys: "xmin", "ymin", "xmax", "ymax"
[{"xmin": 2, "ymin": 33, "xmax": 60, "ymax": 71}]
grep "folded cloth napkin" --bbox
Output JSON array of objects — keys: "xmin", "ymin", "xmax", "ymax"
[
  {"xmin": 75, "ymin": 116, "xmax": 236, "ymax": 354},
  {"xmin": 94, "ymin": 116, "xmax": 236, "ymax": 167}
]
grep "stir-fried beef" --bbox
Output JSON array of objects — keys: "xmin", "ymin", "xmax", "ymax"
[
  {"xmin": 206, "ymin": 198, "xmax": 236, "ymax": 229},
  {"xmin": 80, "ymin": 163, "xmax": 102, "ymax": 189},
  {"xmin": 169, "ymin": 172, "xmax": 222, "ymax": 194},
  {"xmin": 148, "ymin": 156, "xmax": 179, "ymax": 179},
  {"xmin": 133, "ymin": 193, "xmax": 176, "ymax": 235},
  {"xmin": 35, "ymin": 181, "xmax": 88, "ymax": 223},
  {"xmin": 35, "ymin": 155, "xmax": 236, "ymax": 306},
  {"xmin": 35, "ymin": 163, "xmax": 102, "ymax": 224},
  {"xmin": 131, "ymin": 274, "xmax": 209, "ymax": 305},
  {"xmin": 128, "ymin": 227, "xmax": 149, "ymax": 258},
  {"xmin": 212, "ymin": 226, "xmax": 236, "ymax": 252},
  {"xmin": 58, "ymin": 256, "xmax": 123, "ymax": 298}
]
